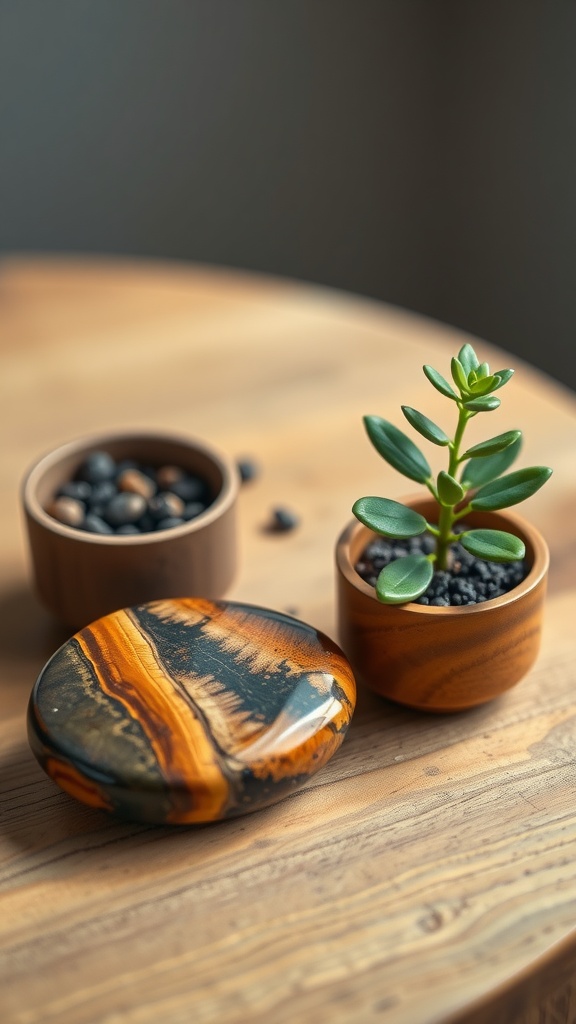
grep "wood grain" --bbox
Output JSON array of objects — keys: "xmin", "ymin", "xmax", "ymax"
[{"xmin": 1, "ymin": 256, "xmax": 576, "ymax": 1024}]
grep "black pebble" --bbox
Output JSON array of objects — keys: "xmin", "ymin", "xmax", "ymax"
[
  {"xmin": 183, "ymin": 501, "xmax": 206, "ymax": 520},
  {"xmin": 155, "ymin": 517, "xmax": 185, "ymax": 530},
  {"xmin": 76, "ymin": 451, "xmax": 116, "ymax": 484},
  {"xmin": 237, "ymin": 458, "xmax": 259, "ymax": 483},
  {"xmin": 270, "ymin": 507, "xmax": 299, "ymax": 532},
  {"xmin": 57, "ymin": 480, "xmax": 92, "ymax": 502},
  {"xmin": 104, "ymin": 492, "xmax": 147, "ymax": 527},
  {"xmin": 114, "ymin": 459, "xmax": 138, "ymax": 475},
  {"xmin": 83, "ymin": 513, "xmax": 114, "ymax": 535},
  {"xmin": 89, "ymin": 480, "xmax": 117, "ymax": 507},
  {"xmin": 169, "ymin": 476, "xmax": 209, "ymax": 503}
]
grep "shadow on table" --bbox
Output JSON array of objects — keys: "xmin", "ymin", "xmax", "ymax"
[
  {"xmin": 0, "ymin": 580, "xmax": 73, "ymax": 671},
  {"xmin": 0, "ymin": 733, "xmax": 289, "ymax": 878}
]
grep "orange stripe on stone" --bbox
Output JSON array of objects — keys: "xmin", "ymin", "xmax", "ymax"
[
  {"xmin": 76, "ymin": 609, "xmax": 230, "ymax": 823},
  {"xmin": 45, "ymin": 757, "xmax": 113, "ymax": 812}
]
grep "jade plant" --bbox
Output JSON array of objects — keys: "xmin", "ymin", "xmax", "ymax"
[{"xmin": 353, "ymin": 343, "xmax": 552, "ymax": 604}]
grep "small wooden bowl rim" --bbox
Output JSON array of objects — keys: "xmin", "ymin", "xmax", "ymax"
[
  {"xmin": 336, "ymin": 495, "xmax": 549, "ymax": 616},
  {"xmin": 22, "ymin": 429, "xmax": 239, "ymax": 547}
]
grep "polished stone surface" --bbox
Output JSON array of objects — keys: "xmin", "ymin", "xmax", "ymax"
[{"xmin": 28, "ymin": 598, "xmax": 356, "ymax": 824}]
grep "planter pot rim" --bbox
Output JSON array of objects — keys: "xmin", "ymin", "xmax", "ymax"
[
  {"xmin": 336, "ymin": 495, "xmax": 549, "ymax": 615},
  {"xmin": 22, "ymin": 429, "xmax": 239, "ymax": 547}
]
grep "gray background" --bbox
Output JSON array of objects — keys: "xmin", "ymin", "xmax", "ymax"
[{"xmin": 1, "ymin": 1, "xmax": 575, "ymax": 389}]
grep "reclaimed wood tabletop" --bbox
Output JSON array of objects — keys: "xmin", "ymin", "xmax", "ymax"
[{"xmin": 1, "ymin": 256, "xmax": 575, "ymax": 1024}]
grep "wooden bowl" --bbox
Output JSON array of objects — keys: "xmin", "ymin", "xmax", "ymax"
[
  {"xmin": 22, "ymin": 431, "xmax": 239, "ymax": 630},
  {"xmin": 335, "ymin": 497, "xmax": 549, "ymax": 712}
]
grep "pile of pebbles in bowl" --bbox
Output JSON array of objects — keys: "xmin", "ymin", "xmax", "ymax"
[{"xmin": 46, "ymin": 451, "xmax": 214, "ymax": 535}]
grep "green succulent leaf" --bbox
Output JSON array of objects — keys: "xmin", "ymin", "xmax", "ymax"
[
  {"xmin": 352, "ymin": 496, "xmax": 428, "ymax": 538},
  {"xmin": 492, "ymin": 368, "xmax": 514, "ymax": 390},
  {"xmin": 451, "ymin": 356, "xmax": 469, "ymax": 393},
  {"xmin": 476, "ymin": 362, "xmax": 490, "ymax": 378},
  {"xmin": 467, "ymin": 374, "xmax": 501, "ymax": 396},
  {"xmin": 401, "ymin": 406, "xmax": 450, "ymax": 446},
  {"xmin": 458, "ymin": 343, "xmax": 480, "ymax": 377},
  {"xmin": 460, "ymin": 435, "xmax": 523, "ymax": 489},
  {"xmin": 461, "ymin": 429, "xmax": 522, "ymax": 460},
  {"xmin": 437, "ymin": 471, "xmax": 465, "ymax": 507},
  {"xmin": 363, "ymin": 415, "xmax": 432, "ymax": 483},
  {"xmin": 459, "ymin": 529, "xmax": 526, "ymax": 562},
  {"xmin": 376, "ymin": 554, "xmax": 434, "ymax": 604},
  {"xmin": 423, "ymin": 364, "xmax": 459, "ymax": 400},
  {"xmin": 471, "ymin": 466, "xmax": 553, "ymax": 511},
  {"xmin": 463, "ymin": 395, "xmax": 501, "ymax": 412}
]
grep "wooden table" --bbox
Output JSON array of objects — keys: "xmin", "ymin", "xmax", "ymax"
[{"xmin": 2, "ymin": 256, "xmax": 576, "ymax": 1024}]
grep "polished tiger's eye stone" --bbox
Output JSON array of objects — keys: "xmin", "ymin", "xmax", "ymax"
[{"xmin": 28, "ymin": 599, "xmax": 356, "ymax": 825}]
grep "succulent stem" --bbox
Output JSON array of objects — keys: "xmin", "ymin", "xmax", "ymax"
[{"xmin": 436, "ymin": 404, "xmax": 470, "ymax": 570}]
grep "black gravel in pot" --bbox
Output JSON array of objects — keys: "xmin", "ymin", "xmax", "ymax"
[{"xmin": 355, "ymin": 532, "xmax": 528, "ymax": 606}]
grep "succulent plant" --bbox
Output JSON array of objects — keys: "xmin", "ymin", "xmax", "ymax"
[{"xmin": 353, "ymin": 343, "xmax": 552, "ymax": 604}]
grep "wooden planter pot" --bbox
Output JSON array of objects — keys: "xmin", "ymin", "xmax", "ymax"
[
  {"xmin": 22, "ymin": 430, "xmax": 239, "ymax": 631},
  {"xmin": 335, "ymin": 497, "xmax": 549, "ymax": 712}
]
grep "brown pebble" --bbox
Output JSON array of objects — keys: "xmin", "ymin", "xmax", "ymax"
[
  {"xmin": 149, "ymin": 491, "xmax": 185, "ymax": 520},
  {"xmin": 47, "ymin": 496, "xmax": 85, "ymax": 528},
  {"xmin": 156, "ymin": 465, "xmax": 185, "ymax": 490},
  {"xmin": 117, "ymin": 468, "xmax": 156, "ymax": 500}
]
